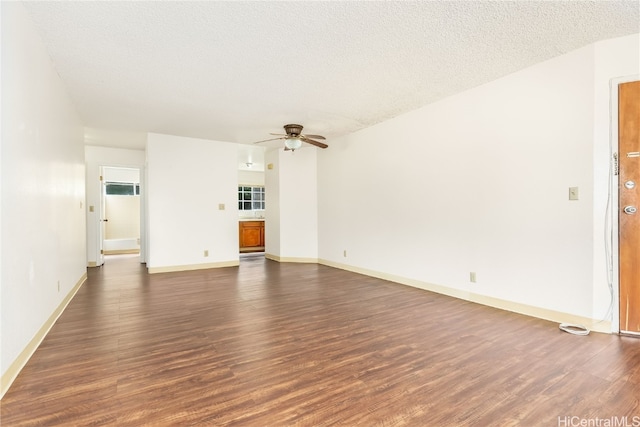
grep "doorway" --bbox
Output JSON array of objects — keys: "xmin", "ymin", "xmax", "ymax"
[
  {"xmin": 99, "ymin": 166, "xmax": 143, "ymax": 262},
  {"xmin": 238, "ymin": 145, "xmax": 266, "ymax": 258},
  {"xmin": 618, "ymin": 80, "xmax": 640, "ymax": 335}
]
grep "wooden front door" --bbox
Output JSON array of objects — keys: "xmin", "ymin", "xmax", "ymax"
[{"xmin": 619, "ymin": 80, "xmax": 640, "ymax": 334}]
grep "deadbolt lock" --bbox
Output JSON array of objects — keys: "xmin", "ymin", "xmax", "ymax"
[{"xmin": 624, "ymin": 180, "xmax": 636, "ymax": 189}]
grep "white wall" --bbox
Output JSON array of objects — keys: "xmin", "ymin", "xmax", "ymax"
[
  {"xmin": 146, "ymin": 133, "xmax": 239, "ymax": 272},
  {"xmin": 85, "ymin": 146, "xmax": 145, "ymax": 265},
  {"xmin": 264, "ymin": 150, "xmax": 281, "ymax": 255},
  {"xmin": 1, "ymin": 2, "xmax": 86, "ymax": 395},
  {"xmin": 279, "ymin": 149, "xmax": 318, "ymax": 259},
  {"xmin": 104, "ymin": 167, "xmax": 140, "ymax": 184},
  {"xmin": 0, "ymin": 0, "xmax": 3, "ymax": 398},
  {"xmin": 238, "ymin": 170, "xmax": 264, "ymax": 186},
  {"xmin": 319, "ymin": 40, "xmax": 607, "ymax": 322},
  {"xmin": 265, "ymin": 148, "xmax": 318, "ymax": 260}
]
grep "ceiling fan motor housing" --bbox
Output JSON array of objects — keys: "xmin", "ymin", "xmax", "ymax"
[{"xmin": 284, "ymin": 124, "xmax": 303, "ymax": 136}]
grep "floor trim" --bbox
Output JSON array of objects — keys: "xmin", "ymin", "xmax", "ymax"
[
  {"xmin": 1, "ymin": 272, "xmax": 87, "ymax": 400},
  {"xmin": 318, "ymin": 259, "xmax": 611, "ymax": 334},
  {"xmin": 265, "ymin": 253, "xmax": 319, "ymax": 263},
  {"xmin": 148, "ymin": 260, "xmax": 240, "ymax": 274},
  {"xmin": 104, "ymin": 249, "xmax": 140, "ymax": 255}
]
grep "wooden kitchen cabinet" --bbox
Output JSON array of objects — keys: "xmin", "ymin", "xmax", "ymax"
[{"xmin": 239, "ymin": 221, "xmax": 265, "ymax": 252}]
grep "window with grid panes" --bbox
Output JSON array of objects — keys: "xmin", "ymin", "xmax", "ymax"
[{"xmin": 238, "ymin": 186, "xmax": 265, "ymax": 210}]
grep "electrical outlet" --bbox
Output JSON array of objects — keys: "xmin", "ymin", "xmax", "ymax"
[
  {"xmin": 218, "ymin": 203, "xmax": 225, "ymax": 210},
  {"xmin": 343, "ymin": 250, "xmax": 347, "ymax": 257},
  {"xmin": 204, "ymin": 250, "xmax": 209, "ymax": 257},
  {"xmin": 57, "ymin": 280, "xmax": 60, "ymax": 292},
  {"xmin": 470, "ymin": 272, "xmax": 477, "ymax": 283}
]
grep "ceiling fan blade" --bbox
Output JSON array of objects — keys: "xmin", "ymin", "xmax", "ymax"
[
  {"xmin": 253, "ymin": 136, "xmax": 285, "ymax": 144},
  {"xmin": 302, "ymin": 134, "xmax": 326, "ymax": 140},
  {"xmin": 301, "ymin": 137, "xmax": 328, "ymax": 149},
  {"xmin": 269, "ymin": 133, "xmax": 287, "ymax": 136}
]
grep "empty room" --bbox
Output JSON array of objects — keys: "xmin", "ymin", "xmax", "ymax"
[{"xmin": 1, "ymin": 1, "xmax": 640, "ymax": 426}]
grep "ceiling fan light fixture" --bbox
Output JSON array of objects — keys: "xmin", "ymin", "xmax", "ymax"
[
  {"xmin": 284, "ymin": 137, "xmax": 302, "ymax": 151},
  {"xmin": 284, "ymin": 124, "xmax": 303, "ymax": 136},
  {"xmin": 252, "ymin": 124, "xmax": 327, "ymax": 150}
]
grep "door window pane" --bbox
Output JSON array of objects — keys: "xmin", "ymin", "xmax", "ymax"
[{"xmin": 106, "ymin": 182, "xmax": 135, "ymax": 195}]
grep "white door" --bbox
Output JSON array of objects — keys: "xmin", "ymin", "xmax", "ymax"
[{"xmin": 98, "ymin": 167, "xmax": 106, "ymax": 266}]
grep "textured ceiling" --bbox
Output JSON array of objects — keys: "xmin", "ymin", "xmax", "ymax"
[{"xmin": 22, "ymin": 1, "xmax": 640, "ymax": 150}]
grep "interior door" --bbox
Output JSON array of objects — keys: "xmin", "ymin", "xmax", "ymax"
[
  {"xmin": 619, "ymin": 80, "xmax": 640, "ymax": 334},
  {"xmin": 98, "ymin": 167, "xmax": 106, "ymax": 266}
]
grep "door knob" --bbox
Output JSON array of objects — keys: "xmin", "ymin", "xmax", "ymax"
[
  {"xmin": 624, "ymin": 180, "xmax": 636, "ymax": 189},
  {"xmin": 624, "ymin": 206, "xmax": 637, "ymax": 215}
]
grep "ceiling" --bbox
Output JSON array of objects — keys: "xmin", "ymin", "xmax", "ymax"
[{"xmin": 23, "ymin": 1, "xmax": 640, "ymax": 153}]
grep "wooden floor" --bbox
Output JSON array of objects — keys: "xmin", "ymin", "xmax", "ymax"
[{"xmin": 2, "ymin": 255, "xmax": 639, "ymax": 426}]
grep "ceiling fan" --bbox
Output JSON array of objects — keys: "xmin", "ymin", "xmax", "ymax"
[{"xmin": 253, "ymin": 124, "xmax": 328, "ymax": 151}]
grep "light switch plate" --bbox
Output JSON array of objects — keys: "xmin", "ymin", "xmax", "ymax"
[
  {"xmin": 218, "ymin": 203, "xmax": 225, "ymax": 210},
  {"xmin": 569, "ymin": 187, "xmax": 579, "ymax": 201}
]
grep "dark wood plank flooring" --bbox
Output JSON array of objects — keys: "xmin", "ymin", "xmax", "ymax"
[{"xmin": 1, "ymin": 254, "xmax": 639, "ymax": 426}]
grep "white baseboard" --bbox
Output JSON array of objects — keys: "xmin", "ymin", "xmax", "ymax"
[
  {"xmin": 264, "ymin": 253, "xmax": 318, "ymax": 263},
  {"xmin": 104, "ymin": 249, "xmax": 140, "ymax": 255},
  {"xmin": 318, "ymin": 259, "xmax": 611, "ymax": 334},
  {"xmin": 148, "ymin": 260, "xmax": 239, "ymax": 274},
  {"xmin": 1, "ymin": 272, "xmax": 87, "ymax": 400}
]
